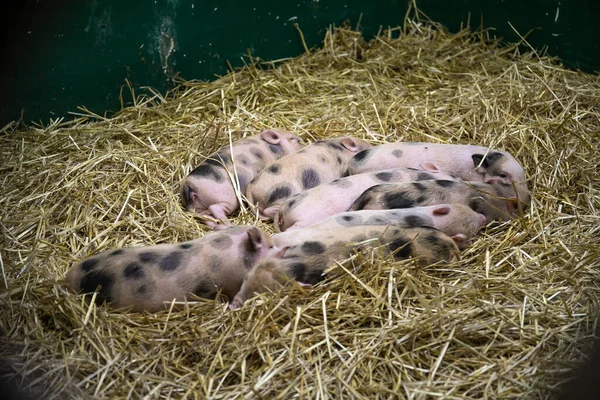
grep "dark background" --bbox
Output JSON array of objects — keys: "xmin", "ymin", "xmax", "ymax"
[{"xmin": 2, "ymin": 0, "xmax": 598, "ymax": 127}]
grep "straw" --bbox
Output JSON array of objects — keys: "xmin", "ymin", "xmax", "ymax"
[{"xmin": 0, "ymin": 8, "xmax": 599, "ymax": 399}]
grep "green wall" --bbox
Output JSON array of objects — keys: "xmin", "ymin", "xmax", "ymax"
[{"xmin": 2, "ymin": 0, "xmax": 598, "ymax": 126}]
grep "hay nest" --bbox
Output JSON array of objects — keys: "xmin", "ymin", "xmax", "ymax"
[{"xmin": 1, "ymin": 11, "xmax": 599, "ymax": 399}]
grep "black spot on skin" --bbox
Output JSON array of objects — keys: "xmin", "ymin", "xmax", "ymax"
[
  {"xmin": 319, "ymin": 155, "xmax": 328, "ymax": 163},
  {"xmin": 139, "ymin": 252, "xmax": 160, "ymax": 264},
  {"xmin": 193, "ymin": 281, "xmax": 218, "ymax": 299},
  {"xmin": 124, "ymin": 262, "xmax": 144, "ymax": 279},
  {"xmin": 326, "ymin": 142, "xmax": 345, "ymax": 151},
  {"xmin": 159, "ymin": 252, "xmax": 183, "ymax": 271},
  {"xmin": 209, "ymin": 256, "xmax": 222, "ymax": 272},
  {"xmin": 366, "ymin": 216, "xmax": 387, "ymax": 224},
  {"xmin": 404, "ymin": 215, "xmax": 430, "ymax": 228},
  {"xmin": 336, "ymin": 214, "xmax": 362, "ymax": 226},
  {"xmin": 472, "ymin": 153, "xmax": 503, "ymax": 170},
  {"xmin": 375, "ymin": 172, "xmax": 393, "ymax": 182},
  {"xmin": 482, "ymin": 152, "xmax": 504, "ymax": 167},
  {"xmin": 336, "ymin": 156, "xmax": 343, "ymax": 165},
  {"xmin": 383, "ymin": 192, "xmax": 416, "ymax": 209},
  {"xmin": 305, "ymin": 269, "xmax": 326, "ymax": 285},
  {"xmin": 301, "ymin": 241, "xmax": 327, "ymax": 255},
  {"xmin": 329, "ymin": 178, "xmax": 353, "ymax": 188},
  {"xmin": 189, "ymin": 164, "xmax": 223, "ymax": 182},
  {"xmin": 286, "ymin": 198, "xmax": 297, "ymax": 210},
  {"xmin": 110, "ymin": 249, "xmax": 125, "ymax": 256},
  {"xmin": 388, "ymin": 238, "xmax": 414, "ymax": 260},
  {"xmin": 421, "ymin": 232, "xmax": 453, "ymax": 256},
  {"xmin": 290, "ymin": 262, "xmax": 325, "ymax": 284},
  {"xmin": 134, "ymin": 284, "xmax": 148, "ymax": 296},
  {"xmin": 290, "ymin": 262, "xmax": 307, "ymax": 281},
  {"xmin": 421, "ymin": 233, "xmax": 442, "ymax": 247},
  {"xmin": 251, "ymin": 148, "xmax": 265, "ymax": 160},
  {"xmin": 416, "ymin": 193, "xmax": 430, "ymax": 204},
  {"xmin": 301, "ymin": 168, "xmax": 321, "ymax": 190},
  {"xmin": 342, "ymin": 169, "xmax": 350, "ymax": 177},
  {"xmin": 209, "ymin": 234, "xmax": 233, "ymax": 250},
  {"xmin": 436, "ymin": 180, "xmax": 456, "ymax": 188},
  {"xmin": 392, "ymin": 149, "xmax": 403, "ymax": 158},
  {"xmin": 351, "ymin": 235, "xmax": 368, "ymax": 242},
  {"xmin": 268, "ymin": 163, "xmax": 282, "ymax": 174},
  {"xmin": 416, "ymin": 172, "xmax": 434, "ymax": 181},
  {"xmin": 79, "ymin": 270, "xmax": 114, "ymax": 304},
  {"xmin": 352, "ymin": 149, "xmax": 371, "ymax": 163},
  {"xmin": 469, "ymin": 199, "xmax": 486, "ymax": 215},
  {"xmin": 81, "ymin": 258, "xmax": 99, "ymax": 272},
  {"xmin": 412, "ymin": 182, "xmax": 427, "ymax": 191},
  {"xmin": 267, "ymin": 185, "xmax": 292, "ymax": 205},
  {"xmin": 237, "ymin": 174, "xmax": 249, "ymax": 192},
  {"xmin": 472, "ymin": 154, "xmax": 484, "ymax": 168},
  {"xmin": 179, "ymin": 243, "xmax": 193, "ymax": 249},
  {"xmin": 239, "ymin": 155, "xmax": 250, "ymax": 166},
  {"xmin": 268, "ymin": 143, "xmax": 284, "ymax": 155}
]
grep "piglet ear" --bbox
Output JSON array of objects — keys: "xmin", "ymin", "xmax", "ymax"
[
  {"xmin": 246, "ymin": 227, "xmax": 264, "ymax": 252},
  {"xmin": 420, "ymin": 162, "xmax": 440, "ymax": 172},
  {"xmin": 340, "ymin": 137, "xmax": 360, "ymax": 152},
  {"xmin": 276, "ymin": 246, "xmax": 290, "ymax": 258},
  {"xmin": 432, "ymin": 205, "xmax": 451, "ymax": 216},
  {"xmin": 451, "ymin": 233, "xmax": 468, "ymax": 244},
  {"xmin": 472, "ymin": 154, "xmax": 488, "ymax": 174},
  {"xmin": 260, "ymin": 129, "xmax": 282, "ymax": 144}
]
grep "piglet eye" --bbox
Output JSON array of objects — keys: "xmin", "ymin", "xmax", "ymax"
[{"xmin": 499, "ymin": 173, "xmax": 508, "ymax": 179}]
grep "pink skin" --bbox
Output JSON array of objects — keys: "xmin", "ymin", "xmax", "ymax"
[
  {"xmin": 349, "ymin": 180, "xmax": 525, "ymax": 222},
  {"xmin": 245, "ymin": 136, "xmax": 372, "ymax": 220},
  {"xmin": 274, "ymin": 167, "xmax": 458, "ymax": 232},
  {"xmin": 347, "ymin": 143, "xmax": 530, "ymax": 204},
  {"xmin": 66, "ymin": 226, "xmax": 281, "ymax": 312},
  {"xmin": 180, "ymin": 129, "xmax": 304, "ymax": 228},
  {"xmin": 273, "ymin": 204, "xmax": 486, "ymax": 250},
  {"xmin": 230, "ymin": 225, "xmax": 460, "ymax": 309}
]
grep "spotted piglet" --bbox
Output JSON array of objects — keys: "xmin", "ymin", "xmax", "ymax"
[
  {"xmin": 230, "ymin": 225, "xmax": 460, "ymax": 309},
  {"xmin": 350, "ymin": 180, "xmax": 527, "ymax": 221},
  {"xmin": 245, "ymin": 136, "xmax": 372, "ymax": 219},
  {"xmin": 66, "ymin": 226, "xmax": 280, "ymax": 312},
  {"xmin": 180, "ymin": 129, "xmax": 304, "ymax": 228},
  {"xmin": 273, "ymin": 204, "xmax": 487, "ymax": 249},
  {"xmin": 347, "ymin": 143, "xmax": 530, "ymax": 204},
  {"xmin": 274, "ymin": 167, "xmax": 457, "ymax": 232}
]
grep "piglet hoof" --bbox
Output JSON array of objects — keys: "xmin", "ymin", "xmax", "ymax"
[{"xmin": 229, "ymin": 299, "xmax": 243, "ymax": 310}]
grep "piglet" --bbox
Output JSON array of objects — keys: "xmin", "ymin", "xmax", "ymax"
[
  {"xmin": 350, "ymin": 180, "xmax": 527, "ymax": 221},
  {"xmin": 180, "ymin": 129, "xmax": 304, "ymax": 228},
  {"xmin": 245, "ymin": 136, "xmax": 372, "ymax": 220},
  {"xmin": 347, "ymin": 143, "xmax": 530, "ymax": 204},
  {"xmin": 66, "ymin": 226, "xmax": 280, "ymax": 312},
  {"xmin": 273, "ymin": 203, "xmax": 486, "ymax": 249},
  {"xmin": 274, "ymin": 167, "xmax": 457, "ymax": 232},
  {"xmin": 230, "ymin": 225, "xmax": 460, "ymax": 309}
]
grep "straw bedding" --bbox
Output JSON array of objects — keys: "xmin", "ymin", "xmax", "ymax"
[{"xmin": 1, "ymin": 11, "xmax": 599, "ymax": 399}]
